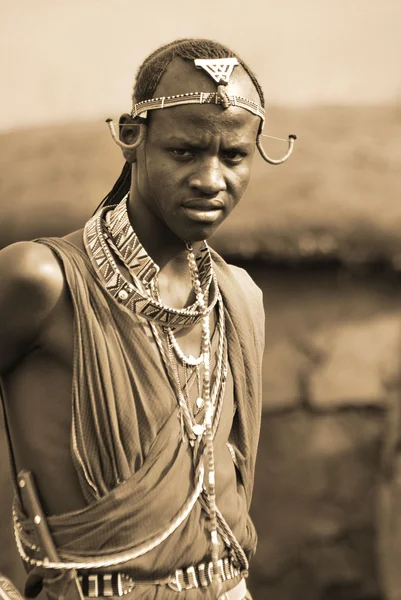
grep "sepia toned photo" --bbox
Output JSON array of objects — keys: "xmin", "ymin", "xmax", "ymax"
[{"xmin": 1, "ymin": 2, "xmax": 401, "ymax": 599}]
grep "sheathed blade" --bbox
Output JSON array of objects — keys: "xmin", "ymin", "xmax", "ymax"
[{"xmin": 0, "ymin": 575, "xmax": 25, "ymax": 600}]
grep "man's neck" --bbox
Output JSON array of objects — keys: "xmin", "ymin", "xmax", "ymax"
[
  {"xmin": 127, "ymin": 194, "xmax": 202, "ymax": 276},
  {"xmin": 126, "ymin": 194, "xmax": 202, "ymax": 309}
]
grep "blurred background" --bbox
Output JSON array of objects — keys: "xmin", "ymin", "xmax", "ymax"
[{"xmin": 1, "ymin": 1, "xmax": 401, "ymax": 598}]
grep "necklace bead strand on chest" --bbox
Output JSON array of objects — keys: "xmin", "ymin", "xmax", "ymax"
[
  {"xmin": 84, "ymin": 207, "xmax": 219, "ymax": 328},
  {"xmin": 84, "ymin": 201, "xmax": 224, "ymax": 587}
]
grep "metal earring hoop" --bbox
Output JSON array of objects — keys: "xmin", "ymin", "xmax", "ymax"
[
  {"xmin": 256, "ymin": 134, "xmax": 297, "ymax": 165},
  {"xmin": 105, "ymin": 118, "xmax": 146, "ymax": 150}
]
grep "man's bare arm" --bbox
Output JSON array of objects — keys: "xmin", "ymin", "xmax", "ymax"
[{"xmin": 0, "ymin": 241, "xmax": 64, "ymax": 375}]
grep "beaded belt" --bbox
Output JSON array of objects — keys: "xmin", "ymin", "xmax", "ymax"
[
  {"xmin": 167, "ymin": 557, "xmax": 241, "ymax": 592},
  {"xmin": 78, "ymin": 557, "xmax": 242, "ymax": 596}
]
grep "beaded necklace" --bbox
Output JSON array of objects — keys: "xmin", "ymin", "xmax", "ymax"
[
  {"xmin": 88, "ymin": 196, "xmax": 225, "ymax": 424},
  {"xmin": 103, "ymin": 196, "xmax": 214, "ymax": 297},
  {"xmin": 84, "ymin": 196, "xmax": 219, "ymax": 328},
  {"xmin": 84, "ymin": 200, "xmax": 229, "ymax": 587}
]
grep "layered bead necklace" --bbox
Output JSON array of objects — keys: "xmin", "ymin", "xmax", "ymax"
[{"xmin": 83, "ymin": 196, "xmax": 228, "ymax": 586}]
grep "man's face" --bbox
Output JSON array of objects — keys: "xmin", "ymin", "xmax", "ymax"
[
  {"xmin": 127, "ymin": 58, "xmax": 262, "ymax": 242},
  {"xmin": 134, "ymin": 104, "xmax": 260, "ymax": 242}
]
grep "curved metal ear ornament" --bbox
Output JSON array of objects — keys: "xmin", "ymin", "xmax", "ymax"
[
  {"xmin": 105, "ymin": 118, "xmax": 147, "ymax": 150},
  {"xmin": 256, "ymin": 134, "xmax": 297, "ymax": 165}
]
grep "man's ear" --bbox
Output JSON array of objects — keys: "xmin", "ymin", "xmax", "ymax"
[{"xmin": 119, "ymin": 113, "xmax": 146, "ymax": 163}]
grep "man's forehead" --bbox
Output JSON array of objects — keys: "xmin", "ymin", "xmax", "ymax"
[
  {"xmin": 152, "ymin": 57, "xmax": 261, "ymax": 105},
  {"xmin": 148, "ymin": 101, "xmax": 261, "ymax": 139}
]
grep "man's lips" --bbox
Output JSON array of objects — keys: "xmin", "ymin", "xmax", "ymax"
[
  {"xmin": 182, "ymin": 198, "xmax": 225, "ymax": 211},
  {"xmin": 181, "ymin": 198, "xmax": 225, "ymax": 223}
]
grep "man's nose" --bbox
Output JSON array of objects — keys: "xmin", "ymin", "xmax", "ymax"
[{"xmin": 189, "ymin": 158, "xmax": 227, "ymax": 195}]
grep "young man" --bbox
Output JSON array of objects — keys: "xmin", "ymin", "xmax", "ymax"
[{"xmin": 0, "ymin": 39, "xmax": 295, "ymax": 599}]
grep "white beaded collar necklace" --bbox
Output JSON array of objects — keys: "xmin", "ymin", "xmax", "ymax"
[{"xmin": 83, "ymin": 198, "xmax": 218, "ymax": 328}]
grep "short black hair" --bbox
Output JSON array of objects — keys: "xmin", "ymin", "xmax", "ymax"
[{"xmin": 133, "ymin": 38, "xmax": 264, "ymax": 106}]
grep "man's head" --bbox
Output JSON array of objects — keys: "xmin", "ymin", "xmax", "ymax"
[
  {"xmin": 101, "ymin": 39, "xmax": 267, "ymax": 242},
  {"xmin": 103, "ymin": 41, "xmax": 264, "ymax": 184},
  {"xmin": 101, "ymin": 39, "xmax": 295, "ymax": 244}
]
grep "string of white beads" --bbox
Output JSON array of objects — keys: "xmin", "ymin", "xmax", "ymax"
[{"xmin": 186, "ymin": 243, "xmax": 221, "ymax": 589}]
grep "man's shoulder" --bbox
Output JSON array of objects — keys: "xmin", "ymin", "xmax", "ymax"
[
  {"xmin": 0, "ymin": 240, "xmax": 65, "ymax": 306},
  {"xmin": 211, "ymin": 249, "xmax": 265, "ymax": 358},
  {"xmin": 227, "ymin": 263, "xmax": 261, "ymax": 295},
  {"xmin": 210, "ymin": 248, "xmax": 262, "ymax": 302},
  {"xmin": 0, "ymin": 241, "xmax": 67, "ymax": 374}
]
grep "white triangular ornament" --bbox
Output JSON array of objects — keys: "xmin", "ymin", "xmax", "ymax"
[{"xmin": 194, "ymin": 58, "xmax": 239, "ymax": 84}]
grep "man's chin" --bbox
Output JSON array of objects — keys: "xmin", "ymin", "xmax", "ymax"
[
  {"xmin": 172, "ymin": 215, "xmax": 227, "ymax": 243},
  {"xmin": 179, "ymin": 222, "xmax": 222, "ymax": 243}
]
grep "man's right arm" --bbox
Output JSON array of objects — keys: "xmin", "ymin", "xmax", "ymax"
[{"xmin": 0, "ymin": 241, "xmax": 64, "ymax": 376}]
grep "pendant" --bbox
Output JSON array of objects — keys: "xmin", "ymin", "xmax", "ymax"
[
  {"xmin": 196, "ymin": 397, "xmax": 205, "ymax": 411},
  {"xmin": 193, "ymin": 423, "xmax": 205, "ymax": 436}
]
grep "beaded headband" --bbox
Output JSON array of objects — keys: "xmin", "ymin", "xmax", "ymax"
[
  {"xmin": 130, "ymin": 92, "xmax": 265, "ymax": 121},
  {"xmin": 106, "ymin": 57, "xmax": 296, "ymax": 165}
]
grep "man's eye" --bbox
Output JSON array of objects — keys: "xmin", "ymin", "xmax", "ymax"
[
  {"xmin": 170, "ymin": 149, "xmax": 194, "ymax": 159},
  {"xmin": 222, "ymin": 151, "xmax": 247, "ymax": 164}
]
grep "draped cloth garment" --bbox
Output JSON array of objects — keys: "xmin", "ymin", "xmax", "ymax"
[{"xmin": 16, "ymin": 238, "xmax": 265, "ymax": 598}]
